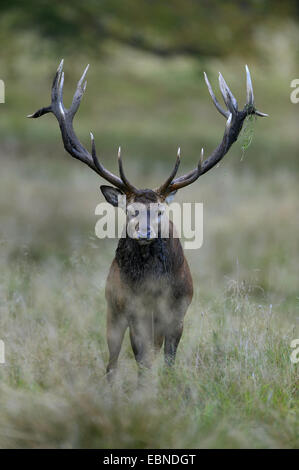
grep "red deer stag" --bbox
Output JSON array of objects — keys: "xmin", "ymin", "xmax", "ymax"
[{"xmin": 28, "ymin": 61, "xmax": 267, "ymax": 380}]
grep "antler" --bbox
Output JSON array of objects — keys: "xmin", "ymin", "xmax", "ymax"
[
  {"xmin": 27, "ymin": 60, "xmax": 138, "ymax": 194},
  {"xmin": 157, "ymin": 65, "xmax": 267, "ymax": 195}
]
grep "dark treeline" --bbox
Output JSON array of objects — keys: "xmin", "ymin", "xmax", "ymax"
[{"xmin": 0, "ymin": 0, "xmax": 297, "ymax": 58}]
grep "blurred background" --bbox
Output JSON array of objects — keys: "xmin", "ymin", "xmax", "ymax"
[{"xmin": 0, "ymin": 0, "xmax": 298, "ymax": 449}]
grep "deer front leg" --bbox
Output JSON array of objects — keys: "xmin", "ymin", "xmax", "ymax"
[
  {"xmin": 164, "ymin": 320, "xmax": 184, "ymax": 367},
  {"xmin": 163, "ymin": 288, "xmax": 192, "ymax": 367},
  {"xmin": 129, "ymin": 316, "xmax": 154, "ymax": 377},
  {"xmin": 106, "ymin": 308, "xmax": 127, "ymax": 382}
]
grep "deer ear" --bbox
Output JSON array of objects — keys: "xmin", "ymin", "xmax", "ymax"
[
  {"xmin": 165, "ymin": 190, "xmax": 177, "ymax": 204},
  {"xmin": 100, "ymin": 185, "xmax": 124, "ymax": 207}
]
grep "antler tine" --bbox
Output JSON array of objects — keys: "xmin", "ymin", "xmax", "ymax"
[
  {"xmin": 218, "ymin": 72, "xmax": 238, "ymax": 114},
  {"xmin": 156, "ymin": 147, "xmax": 181, "ymax": 195},
  {"xmin": 165, "ymin": 148, "xmax": 203, "ymax": 192},
  {"xmin": 254, "ymin": 110, "xmax": 268, "ymax": 117},
  {"xmin": 89, "ymin": 133, "xmax": 128, "ymax": 191},
  {"xmin": 117, "ymin": 146, "xmax": 139, "ymax": 193},
  {"xmin": 245, "ymin": 65, "xmax": 268, "ymax": 116},
  {"xmin": 200, "ymin": 147, "xmax": 204, "ymax": 166},
  {"xmin": 69, "ymin": 64, "xmax": 90, "ymax": 117},
  {"xmin": 245, "ymin": 64, "xmax": 254, "ymax": 106},
  {"xmin": 158, "ymin": 66, "xmax": 267, "ymax": 195},
  {"xmin": 204, "ymin": 72, "xmax": 229, "ymax": 118},
  {"xmin": 58, "ymin": 70, "xmax": 64, "ymax": 95},
  {"xmin": 27, "ymin": 60, "xmax": 67, "ymax": 120},
  {"xmin": 51, "ymin": 59, "xmax": 65, "ymax": 117}
]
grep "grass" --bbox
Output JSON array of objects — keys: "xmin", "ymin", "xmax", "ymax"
[
  {"xmin": 0, "ymin": 237, "xmax": 297, "ymax": 448},
  {"xmin": 0, "ymin": 28, "xmax": 298, "ymax": 448}
]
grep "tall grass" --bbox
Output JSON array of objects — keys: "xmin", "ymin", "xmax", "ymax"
[{"xmin": 0, "ymin": 26, "xmax": 298, "ymax": 448}]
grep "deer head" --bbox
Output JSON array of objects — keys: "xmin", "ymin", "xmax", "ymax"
[{"xmin": 28, "ymin": 60, "xmax": 267, "ymax": 244}]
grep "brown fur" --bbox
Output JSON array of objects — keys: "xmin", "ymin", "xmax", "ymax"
[{"xmin": 105, "ymin": 211, "xmax": 193, "ymax": 379}]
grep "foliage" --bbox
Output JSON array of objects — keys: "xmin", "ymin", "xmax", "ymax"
[
  {"xmin": 241, "ymin": 114, "xmax": 256, "ymax": 159},
  {"xmin": 0, "ymin": 0, "xmax": 297, "ymax": 58}
]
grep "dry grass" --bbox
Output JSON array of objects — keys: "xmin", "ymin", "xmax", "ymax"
[{"xmin": 0, "ymin": 29, "xmax": 298, "ymax": 448}]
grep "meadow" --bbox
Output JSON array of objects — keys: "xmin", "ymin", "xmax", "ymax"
[{"xmin": 0, "ymin": 29, "xmax": 298, "ymax": 448}]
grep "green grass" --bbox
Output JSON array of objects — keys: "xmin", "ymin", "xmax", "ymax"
[{"xmin": 0, "ymin": 28, "xmax": 298, "ymax": 448}]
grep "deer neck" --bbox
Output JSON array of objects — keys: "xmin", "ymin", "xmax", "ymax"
[{"xmin": 115, "ymin": 234, "xmax": 184, "ymax": 287}]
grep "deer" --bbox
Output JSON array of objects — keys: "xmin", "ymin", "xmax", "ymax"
[{"xmin": 28, "ymin": 60, "xmax": 267, "ymax": 381}]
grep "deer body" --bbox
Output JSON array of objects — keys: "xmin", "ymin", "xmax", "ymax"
[
  {"xmin": 29, "ymin": 60, "xmax": 266, "ymax": 380},
  {"xmin": 106, "ymin": 217, "xmax": 193, "ymax": 374}
]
